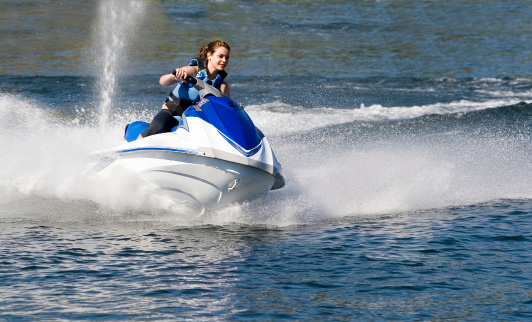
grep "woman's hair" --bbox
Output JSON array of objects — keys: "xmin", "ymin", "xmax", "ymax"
[{"xmin": 198, "ymin": 40, "xmax": 230, "ymax": 58}]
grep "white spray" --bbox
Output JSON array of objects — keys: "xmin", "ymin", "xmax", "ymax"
[{"xmin": 94, "ymin": 0, "xmax": 145, "ymax": 131}]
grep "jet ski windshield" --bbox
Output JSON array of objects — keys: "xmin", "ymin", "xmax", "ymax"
[{"xmin": 185, "ymin": 96, "xmax": 262, "ymax": 153}]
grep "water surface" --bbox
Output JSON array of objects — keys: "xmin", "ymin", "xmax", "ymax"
[{"xmin": 1, "ymin": 0, "xmax": 532, "ymax": 320}]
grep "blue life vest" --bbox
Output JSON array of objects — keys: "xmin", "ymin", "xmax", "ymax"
[{"xmin": 166, "ymin": 58, "xmax": 228, "ymax": 104}]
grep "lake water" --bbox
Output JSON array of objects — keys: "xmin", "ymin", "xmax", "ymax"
[{"xmin": 1, "ymin": 0, "xmax": 532, "ymax": 320}]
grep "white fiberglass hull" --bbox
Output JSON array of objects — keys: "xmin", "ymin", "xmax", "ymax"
[{"xmin": 92, "ymin": 147, "xmax": 276, "ymax": 215}]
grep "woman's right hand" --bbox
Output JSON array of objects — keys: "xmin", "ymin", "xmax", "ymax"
[
  {"xmin": 161, "ymin": 66, "xmax": 196, "ymax": 86},
  {"xmin": 173, "ymin": 68, "xmax": 188, "ymax": 82}
]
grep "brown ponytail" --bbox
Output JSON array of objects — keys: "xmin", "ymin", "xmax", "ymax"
[{"xmin": 197, "ymin": 40, "xmax": 230, "ymax": 58}]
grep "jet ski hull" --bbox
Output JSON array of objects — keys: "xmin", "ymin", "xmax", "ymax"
[{"xmin": 92, "ymin": 148, "xmax": 276, "ymax": 215}]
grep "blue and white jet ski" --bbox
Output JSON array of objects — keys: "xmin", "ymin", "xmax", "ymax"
[{"xmin": 88, "ymin": 76, "xmax": 285, "ymax": 215}]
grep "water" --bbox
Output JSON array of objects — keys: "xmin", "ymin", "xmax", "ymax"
[{"xmin": 1, "ymin": 0, "xmax": 532, "ymax": 320}]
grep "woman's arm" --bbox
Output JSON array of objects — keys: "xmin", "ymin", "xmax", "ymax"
[
  {"xmin": 220, "ymin": 81, "xmax": 230, "ymax": 97},
  {"xmin": 159, "ymin": 66, "xmax": 198, "ymax": 86}
]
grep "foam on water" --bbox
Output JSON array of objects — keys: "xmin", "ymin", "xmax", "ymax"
[
  {"xmin": 0, "ymin": 93, "xmax": 187, "ymax": 219},
  {"xmin": 234, "ymin": 98, "xmax": 532, "ymax": 225},
  {"xmin": 247, "ymin": 97, "xmax": 525, "ymax": 136}
]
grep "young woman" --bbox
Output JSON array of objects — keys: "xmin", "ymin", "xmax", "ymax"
[{"xmin": 138, "ymin": 40, "xmax": 231, "ymax": 139}]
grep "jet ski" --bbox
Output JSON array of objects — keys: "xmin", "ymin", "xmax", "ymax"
[{"xmin": 87, "ymin": 76, "xmax": 285, "ymax": 215}]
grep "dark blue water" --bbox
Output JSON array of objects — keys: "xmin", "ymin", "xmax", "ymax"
[
  {"xmin": 1, "ymin": 203, "xmax": 532, "ymax": 320},
  {"xmin": 1, "ymin": 0, "xmax": 532, "ymax": 320}
]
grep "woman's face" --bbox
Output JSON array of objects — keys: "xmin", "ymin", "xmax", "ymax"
[{"xmin": 208, "ymin": 47, "xmax": 230, "ymax": 71}]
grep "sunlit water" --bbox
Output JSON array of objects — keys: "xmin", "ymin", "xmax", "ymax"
[{"xmin": 1, "ymin": 0, "xmax": 532, "ymax": 320}]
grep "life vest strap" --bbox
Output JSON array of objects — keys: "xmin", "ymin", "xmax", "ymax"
[{"xmin": 165, "ymin": 92, "xmax": 193, "ymax": 116}]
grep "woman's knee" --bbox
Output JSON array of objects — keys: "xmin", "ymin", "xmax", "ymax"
[{"xmin": 140, "ymin": 109, "xmax": 175, "ymax": 138}]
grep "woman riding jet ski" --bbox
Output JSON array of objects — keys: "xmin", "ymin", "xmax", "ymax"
[
  {"xmin": 138, "ymin": 39, "xmax": 232, "ymax": 141},
  {"xmin": 88, "ymin": 42, "xmax": 285, "ymax": 216}
]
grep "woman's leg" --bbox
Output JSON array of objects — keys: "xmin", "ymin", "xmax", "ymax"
[{"xmin": 138, "ymin": 109, "xmax": 179, "ymax": 139}]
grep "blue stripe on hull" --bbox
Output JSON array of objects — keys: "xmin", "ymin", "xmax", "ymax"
[{"xmin": 116, "ymin": 147, "xmax": 199, "ymax": 155}]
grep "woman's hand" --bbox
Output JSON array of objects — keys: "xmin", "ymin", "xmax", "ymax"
[
  {"xmin": 160, "ymin": 66, "xmax": 196, "ymax": 87},
  {"xmin": 173, "ymin": 68, "xmax": 188, "ymax": 82}
]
